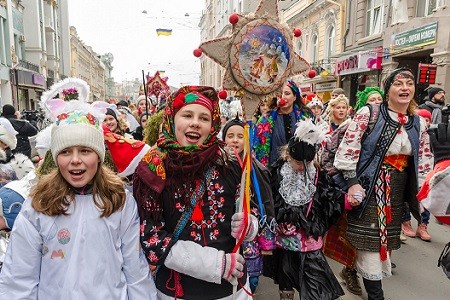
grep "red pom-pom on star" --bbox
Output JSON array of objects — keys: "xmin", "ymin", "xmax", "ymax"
[
  {"xmin": 229, "ymin": 13, "xmax": 239, "ymax": 25},
  {"xmin": 293, "ymin": 28, "xmax": 302, "ymax": 37},
  {"xmin": 193, "ymin": 48, "xmax": 203, "ymax": 57},
  {"xmin": 218, "ymin": 90, "xmax": 228, "ymax": 99},
  {"xmin": 308, "ymin": 70, "xmax": 316, "ymax": 78}
]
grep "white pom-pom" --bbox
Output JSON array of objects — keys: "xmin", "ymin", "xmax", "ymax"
[
  {"xmin": 293, "ymin": 118, "xmax": 325, "ymax": 145},
  {"xmin": 228, "ymin": 100, "xmax": 243, "ymax": 120}
]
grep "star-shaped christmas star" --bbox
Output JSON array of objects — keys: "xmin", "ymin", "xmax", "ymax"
[{"xmin": 199, "ymin": 0, "xmax": 309, "ymax": 100}]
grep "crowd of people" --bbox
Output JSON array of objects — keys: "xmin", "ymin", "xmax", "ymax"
[{"xmin": 0, "ymin": 69, "xmax": 448, "ymax": 300}]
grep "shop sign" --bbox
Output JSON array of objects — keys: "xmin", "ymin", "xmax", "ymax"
[
  {"xmin": 336, "ymin": 48, "xmax": 381, "ymax": 75},
  {"xmin": 393, "ymin": 22, "xmax": 437, "ymax": 50},
  {"xmin": 32, "ymin": 74, "xmax": 46, "ymax": 86},
  {"xmin": 299, "ymin": 83, "xmax": 312, "ymax": 93},
  {"xmin": 417, "ymin": 63, "xmax": 437, "ymax": 84},
  {"xmin": 314, "ymin": 81, "xmax": 336, "ymax": 92}
]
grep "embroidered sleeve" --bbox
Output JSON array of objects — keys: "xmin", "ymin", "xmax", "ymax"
[
  {"xmin": 418, "ymin": 118, "xmax": 434, "ymax": 187},
  {"xmin": 139, "ymin": 203, "xmax": 174, "ymax": 266},
  {"xmin": 334, "ymin": 106, "xmax": 371, "ymax": 172},
  {"xmin": 133, "ymin": 172, "xmax": 173, "ymax": 266},
  {"xmin": 253, "ymin": 116, "xmax": 272, "ymax": 167}
]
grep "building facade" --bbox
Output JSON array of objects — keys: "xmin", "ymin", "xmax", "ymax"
[
  {"xmin": 282, "ymin": 0, "xmax": 344, "ymax": 102},
  {"xmin": 382, "ymin": 0, "xmax": 449, "ymax": 103},
  {"xmin": 336, "ymin": 0, "xmax": 449, "ymax": 105},
  {"xmin": 69, "ymin": 26, "xmax": 105, "ymax": 102},
  {"xmin": 0, "ymin": 0, "xmax": 70, "ymax": 110}
]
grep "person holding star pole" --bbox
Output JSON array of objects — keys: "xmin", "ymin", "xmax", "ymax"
[{"xmin": 133, "ymin": 85, "xmax": 258, "ymax": 299}]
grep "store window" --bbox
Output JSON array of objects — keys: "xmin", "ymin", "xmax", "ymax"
[
  {"xmin": 366, "ymin": 0, "xmax": 383, "ymax": 36},
  {"xmin": 326, "ymin": 25, "xmax": 335, "ymax": 59},
  {"xmin": 417, "ymin": 0, "xmax": 437, "ymax": 16},
  {"xmin": 311, "ymin": 34, "xmax": 318, "ymax": 63},
  {"xmin": 0, "ymin": 17, "xmax": 6, "ymax": 65},
  {"xmin": 297, "ymin": 39, "xmax": 303, "ymax": 57}
]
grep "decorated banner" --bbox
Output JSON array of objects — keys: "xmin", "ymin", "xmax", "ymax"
[
  {"xmin": 146, "ymin": 71, "xmax": 170, "ymax": 98},
  {"xmin": 196, "ymin": 0, "xmax": 310, "ymax": 102}
]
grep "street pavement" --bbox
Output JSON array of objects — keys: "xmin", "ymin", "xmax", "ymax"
[{"xmin": 253, "ymin": 220, "xmax": 450, "ymax": 300}]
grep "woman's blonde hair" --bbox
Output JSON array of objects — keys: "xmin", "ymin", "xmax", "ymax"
[
  {"xmin": 327, "ymin": 94, "xmax": 349, "ymax": 123},
  {"xmin": 385, "ymin": 95, "xmax": 418, "ymax": 115},
  {"xmin": 31, "ymin": 164, "xmax": 126, "ymax": 217}
]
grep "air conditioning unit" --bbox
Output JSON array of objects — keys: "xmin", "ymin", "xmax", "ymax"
[{"xmin": 19, "ymin": 35, "xmax": 26, "ymax": 43}]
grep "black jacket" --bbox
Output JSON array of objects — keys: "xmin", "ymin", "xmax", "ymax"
[{"xmin": 5, "ymin": 117, "xmax": 38, "ymax": 158}]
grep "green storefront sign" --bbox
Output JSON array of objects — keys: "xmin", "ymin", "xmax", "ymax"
[{"xmin": 393, "ymin": 22, "xmax": 438, "ymax": 50}]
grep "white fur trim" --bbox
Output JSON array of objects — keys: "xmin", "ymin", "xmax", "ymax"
[
  {"xmin": 0, "ymin": 149, "xmax": 6, "ymax": 161},
  {"xmin": 4, "ymin": 171, "xmax": 37, "ymax": 199},
  {"xmin": 35, "ymin": 124, "xmax": 53, "ymax": 157},
  {"xmin": 9, "ymin": 153, "xmax": 35, "ymax": 180},
  {"xmin": 422, "ymin": 166, "xmax": 450, "ymax": 217},
  {"xmin": 306, "ymin": 99, "xmax": 323, "ymax": 109},
  {"xmin": 117, "ymin": 144, "xmax": 151, "ymax": 177},
  {"xmin": 293, "ymin": 118, "xmax": 325, "ymax": 145},
  {"xmin": 0, "ymin": 123, "xmax": 17, "ymax": 150}
]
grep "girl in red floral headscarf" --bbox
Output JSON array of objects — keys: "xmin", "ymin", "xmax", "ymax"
[{"xmin": 134, "ymin": 86, "xmax": 263, "ymax": 299}]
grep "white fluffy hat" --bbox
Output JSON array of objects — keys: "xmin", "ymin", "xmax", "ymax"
[
  {"xmin": 40, "ymin": 78, "xmax": 109, "ymax": 162},
  {"xmin": 0, "ymin": 117, "xmax": 18, "ymax": 150}
]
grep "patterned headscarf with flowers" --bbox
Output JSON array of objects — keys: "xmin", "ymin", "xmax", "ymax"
[
  {"xmin": 158, "ymin": 85, "xmax": 222, "ymax": 153},
  {"xmin": 134, "ymin": 85, "xmax": 225, "ymax": 220}
]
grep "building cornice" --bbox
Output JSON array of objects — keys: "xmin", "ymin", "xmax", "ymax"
[{"xmin": 284, "ymin": 0, "xmax": 328, "ymax": 27}]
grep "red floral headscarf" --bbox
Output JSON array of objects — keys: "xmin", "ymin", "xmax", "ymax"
[
  {"xmin": 159, "ymin": 85, "xmax": 222, "ymax": 153},
  {"xmin": 134, "ymin": 86, "xmax": 225, "ymax": 220}
]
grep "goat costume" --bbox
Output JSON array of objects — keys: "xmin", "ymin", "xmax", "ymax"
[{"xmin": 266, "ymin": 119, "xmax": 344, "ymax": 299}]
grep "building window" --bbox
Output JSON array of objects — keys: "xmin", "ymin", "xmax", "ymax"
[
  {"xmin": 366, "ymin": 0, "xmax": 383, "ymax": 36},
  {"xmin": 297, "ymin": 39, "xmax": 303, "ymax": 57},
  {"xmin": 326, "ymin": 25, "xmax": 335, "ymax": 59},
  {"xmin": 311, "ymin": 34, "xmax": 318, "ymax": 63},
  {"xmin": 417, "ymin": 0, "xmax": 437, "ymax": 17},
  {"xmin": 0, "ymin": 17, "xmax": 6, "ymax": 65}
]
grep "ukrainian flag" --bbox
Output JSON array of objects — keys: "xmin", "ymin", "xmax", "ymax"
[
  {"xmin": 158, "ymin": 71, "xmax": 165, "ymax": 76},
  {"xmin": 156, "ymin": 29, "xmax": 172, "ymax": 36}
]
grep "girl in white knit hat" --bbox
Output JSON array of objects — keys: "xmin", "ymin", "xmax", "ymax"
[{"xmin": 0, "ymin": 78, "xmax": 157, "ymax": 299}]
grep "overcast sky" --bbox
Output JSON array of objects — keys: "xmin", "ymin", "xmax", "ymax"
[{"xmin": 68, "ymin": 0, "xmax": 204, "ymax": 87}]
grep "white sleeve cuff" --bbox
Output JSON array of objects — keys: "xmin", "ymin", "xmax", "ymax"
[{"xmin": 164, "ymin": 240, "xmax": 224, "ymax": 284}]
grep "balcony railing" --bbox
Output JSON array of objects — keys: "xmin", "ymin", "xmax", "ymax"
[{"xmin": 19, "ymin": 59, "xmax": 40, "ymax": 73}]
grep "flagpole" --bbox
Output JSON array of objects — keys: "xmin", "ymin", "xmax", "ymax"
[{"xmin": 142, "ymin": 70, "xmax": 148, "ymax": 114}]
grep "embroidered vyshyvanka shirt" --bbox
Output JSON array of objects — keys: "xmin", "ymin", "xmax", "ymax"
[{"xmin": 334, "ymin": 107, "xmax": 433, "ymax": 185}]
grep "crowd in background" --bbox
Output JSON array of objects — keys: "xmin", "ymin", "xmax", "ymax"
[{"xmin": 0, "ymin": 71, "xmax": 448, "ymax": 300}]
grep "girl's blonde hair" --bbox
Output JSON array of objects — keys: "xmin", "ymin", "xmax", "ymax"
[
  {"xmin": 327, "ymin": 94, "xmax": 349, "ymax": 124},
  {"xmin": 31, "ymin": 164, "xmax": 126, "ymax": 218},
  {"xmin": 279, "ymin": 144, "xmax": 290, "ymax": 161}
]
